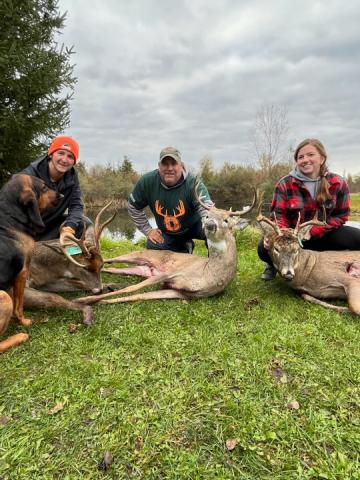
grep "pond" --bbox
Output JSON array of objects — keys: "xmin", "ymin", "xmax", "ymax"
[{"xmin": 87, "ymin": 208, "xmax": 360, "ymax": 243}]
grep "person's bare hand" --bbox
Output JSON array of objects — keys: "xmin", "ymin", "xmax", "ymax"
[
  {"xmin": 263, "ymin": 237, "xmax": 270, "ymax": 250},
  {"xmin": 147, "ymin": 228, "xmax": 164, "ymax": 244}
]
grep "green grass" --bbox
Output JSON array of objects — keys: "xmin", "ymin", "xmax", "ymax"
[
  {"xmin": 0, "ymin": 231, "xmax": 359, "ymax": 479},
  {"xmin": 350, "ymin": 192, "xmax": 360, "ymax": 214}
]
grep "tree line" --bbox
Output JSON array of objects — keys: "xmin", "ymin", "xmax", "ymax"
[{"xmin": 1, "ymin": 1, "xmax": 360, "ymax": 206}]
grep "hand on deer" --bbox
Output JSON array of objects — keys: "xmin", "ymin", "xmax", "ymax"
[
  {"xmin": 263, "ymin": 237, "xmax": 270, "ymax": 250},
  {"xmin": 60, "ymin": 225, "xmax": 76, "ymax": 246},
  {"xmin": 147, "ymin": 228, "xmax": 164, "ymax": 244}
]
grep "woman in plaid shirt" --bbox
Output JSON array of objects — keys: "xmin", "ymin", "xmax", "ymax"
[{"xmin": 258, "ymin": 138, "xmax": 360, "ymax": 280}]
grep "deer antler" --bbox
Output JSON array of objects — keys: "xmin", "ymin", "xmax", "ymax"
[
  {"xmin": 194, "ymin": 181, "xmax": 213, "ymax": 210},
  {"xmin": 256, "ymin": 213, "xmax": 282, "ymax": 235},
  {"xmin": 94, "ymin": 202, "xmax": 116, "ymax": 250},
  {"xmin": 194, "ymin": 181, "xmax": 257, "ymax": 217},
  {"xmin": 294, "ymin": 208, "xmax": 327, "ymax": 236},
  {"xmin": 228, "ymin": 187, "xmax": 258, "ymax": 217}
]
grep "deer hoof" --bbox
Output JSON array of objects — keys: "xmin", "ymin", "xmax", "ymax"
[{"xmin": 82, "ymin": 306, "xmax": 94, "ymax": 326}]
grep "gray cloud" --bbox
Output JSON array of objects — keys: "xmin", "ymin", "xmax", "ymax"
[{"xmin": 58, "ymin": 0, "xmax": 360, "ymax": 174}]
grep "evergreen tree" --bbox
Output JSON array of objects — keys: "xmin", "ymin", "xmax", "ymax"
[
  {"xmin": 119, "ymin": 155, "xmax": 135, "ymax": 174},
  {"xmin": 0, "ymin": 0, "xmax": 76, "ymax": 184}
]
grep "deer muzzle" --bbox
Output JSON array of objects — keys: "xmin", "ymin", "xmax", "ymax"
[
  {"xmin": 204, "ymin": 219, "xmax": 217, "ymax": 233},
  {"xmin": 281, "ymin": 268, "xmax": 295, "ymax": 281}
]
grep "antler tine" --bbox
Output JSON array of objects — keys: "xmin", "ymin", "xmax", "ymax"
[
  {"xmin": 296, "ymin": 209, "xmax": 326, "ymax": 233},
  {"xmin": 60, "ymin": 246, "xmax": 88, "ymax": 268},
  {"xmin": 256, "ymin": 213, "xmax": 282, "ymax": 235},
  {"xmin": 293, "ymin": 212, "xmax": 302, "ymax": 236},
  {"xmin": 256, "ymin": 191, "xmax": 265, "ymax": 218},
  {"xmin": 228, "ymin": 186, "xmax": 258, "ymax": 217},
  {"xmin": 94, "ymin": 201, "xmax": 116, "ymax": 249},
  {"xmin": 60, "ymin": 229, "xmax": 89, "ymax": 268},
  {"xmin": 194, "ymin": 180, "xmax": 213, "ymax": 210}
]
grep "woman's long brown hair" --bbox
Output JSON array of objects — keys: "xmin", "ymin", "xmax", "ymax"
[{"xmin": 294, "ymin": 138, "xmax": 332, "ymax": 204}]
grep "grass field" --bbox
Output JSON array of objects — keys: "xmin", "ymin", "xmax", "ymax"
[
  {"xmin": 0, "ymin": 231, "xmax": 359, "ymax": 479},
  {"xmin": 350, "ymin": 192, "xmax": 360, "ymax": 214}
]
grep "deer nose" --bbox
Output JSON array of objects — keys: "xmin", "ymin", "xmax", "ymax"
[
  {"xmin": 282, "ymin": 270, "xmax": 294, "ymax": 281},
  {"xmin": 205, "ymin": 219, "xmax": 217, "ymax": 232}
]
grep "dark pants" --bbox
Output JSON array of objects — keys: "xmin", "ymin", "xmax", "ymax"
[
  {"xmin": 258, "ymin": 225, "xmax": 360, "ymax": 266},
  {"xmin": 146, "ymin": 219, "xmax": 207, "ymax": 253},
  {"xmin": 36, "ymin": 215, "xmax": 93, "ymax": 241}
]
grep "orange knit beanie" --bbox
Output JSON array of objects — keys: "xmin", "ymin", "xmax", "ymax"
[{"xmin": 48, "ymin": 136, "xmax": 79, "ymax": 163}]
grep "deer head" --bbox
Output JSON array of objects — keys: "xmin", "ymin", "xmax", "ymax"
[
  {"xmin": 30, "ymin": 203, "xmax": 116, "ymax": 293},
  {"xmin": 60, "ymin": 202, "xmax": 116, "ymax": 270},
  {"xmin": 195, "ymin": 182, "xmax": 257, "ymax": 248},
  {"xmin": 257, "ymin": 212, "xmax": 326, "ymax": 280}
]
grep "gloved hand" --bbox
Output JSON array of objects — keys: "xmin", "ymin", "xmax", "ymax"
[{"xmin": 60, "ymin": 225, "xmax": 76, "ymax": 245}]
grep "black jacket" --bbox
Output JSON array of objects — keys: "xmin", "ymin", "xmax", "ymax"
[{"xmin": 21, "ymin": 155, "xmax": 84, "ymax": 231}]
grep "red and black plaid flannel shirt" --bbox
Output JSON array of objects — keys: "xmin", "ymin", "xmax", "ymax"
[{"xmin": 270, "ymin": 172, "xmax": 350, "ymax": 238}]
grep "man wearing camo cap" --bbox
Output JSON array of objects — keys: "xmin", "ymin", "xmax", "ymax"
[{"xmin": 128, "ymin": 146, "xmax": 213, "ymax": 253}]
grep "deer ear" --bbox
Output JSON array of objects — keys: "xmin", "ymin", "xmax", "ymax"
[
  {"xmin": 297, "ymin": 225, "xmax": 312, "ymax": 241},
  {"xmin": 257, "ymin": 219, "xmax": 274, "ymax": 238},
  {"xmin": 233, "ymin": 218, "xmax": 250, "ymax": 231},
  {"xmin": 20, "ymin": 188, "xmax": 45, "ymax": 231}
]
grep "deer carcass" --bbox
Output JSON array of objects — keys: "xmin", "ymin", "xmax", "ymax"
[
  {"xmin": 75, "ymin": 188, "xmax": 257, "ymax": 306},
  {"xmin": 257, "ymin": 213, "xmax": 360, "ymax": 315},
  {"xmin": 23, "ymin": 204, "xmax": 117, "ymax": 324}
]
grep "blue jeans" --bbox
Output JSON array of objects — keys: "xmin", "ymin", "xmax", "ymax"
[{"xmin": 146, "ymin": 219, "xmax": 206, "ymax": 253}]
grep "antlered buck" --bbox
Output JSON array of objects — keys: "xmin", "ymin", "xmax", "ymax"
[
  {"xmin": 23, "ymin": 203, "xmax": 117, "ymax": 325},
  {"xmin": 257, "ymin": 213, "xmax": 360, "ymax": 316},
  {"xmin": 75, "ymin": 187, "xmax": 257, "ymax": 306}
]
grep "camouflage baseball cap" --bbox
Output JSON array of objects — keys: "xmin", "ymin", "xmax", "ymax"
[{"xmin": 159, "ymin": 146, "xmax": 182, "ymax": 163}]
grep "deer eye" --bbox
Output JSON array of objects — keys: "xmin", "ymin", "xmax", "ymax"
[{"xmin": 273, "ymin": 247, "xmax": 280, "ymax": 256}]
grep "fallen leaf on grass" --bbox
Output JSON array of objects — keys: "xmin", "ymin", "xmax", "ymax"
[
  {"xmin": 0, "ymin": 416, "xmax": 11, "ymax": 425},
  {"xmin": 98, "ymin": 451, "xmax": 114, "ymax": 470},
  {"xmin": 134, "ymin": 436, "xmax": 144, "ymax": 452},
  {"xmin": 270, "ymin": 367, "xmax": 288, "ymax": 384},
  {"xmin": 287, "ymin": 400, "xmax": 300, "ymax": 410},
  {"xmin": 49, "ymin": 402, "xmax": 65, "ymax": 415},
  {"xmin": 39, "ymin": 317, "xmax": 49, "ymax": 324},
  {"xmin": 225, "ymin": 438, "xmax": 240, "ymax": 451},
  {"xmin": 68, "ymin": 323, "xmax": 80, "ymax": 333},
  {"xmin": 244, "ymin": 298, "xmax": 260, "ymax": 310},
  {"xmin": 99, "ymin": 387, "xmax": 113, "ymax": 398}
]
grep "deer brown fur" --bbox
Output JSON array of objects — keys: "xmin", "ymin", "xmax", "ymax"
[
  {"xmin": 257, "ymin": 213, "xmax": 360, "ymax": 315},
  {"xmin": 75, "ymin": 188, "xmax": 257, "ymax": 306}
]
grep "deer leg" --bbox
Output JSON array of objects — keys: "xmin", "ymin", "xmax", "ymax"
[
  {"xmin": 24, "ymin": 288, "xmax": 94, "ymax": 326},
  {"xmin": 0, "ymin": 291, "xmax": 29, "ymax": 354},
  {"xmin": 75, "ymin": 273, "xmax": 173, "ymax": 305},
  {"xmin": 346, "ymin": 282, "xmax": 360, "ymax": 316},
  {"xmin": 104, "ymin": 254, "xmax": 139, "ymax": 264},
  {"xmin": 301, "ymin": 294, "xmax": 350, "ymax": 313},
  {"xmin": 102, "ymin": 266, "xmax": 153, "ymax": 277},
  {"xmin": 102, "ymin": 283, "xmax": 129, "ymax": 292},
  {"xmin": 100, "ymin": 289, "xmax": 188, "ymax": 304}
]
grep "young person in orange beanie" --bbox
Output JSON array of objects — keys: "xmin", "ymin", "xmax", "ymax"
[{"xmin": 21, "ymin": 135, "xmax": 89, "ymax": 241}]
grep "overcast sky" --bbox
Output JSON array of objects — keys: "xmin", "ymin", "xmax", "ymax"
[{"xmin": 57, "ymin": 0, "xmax": 360, "ymax": 175}]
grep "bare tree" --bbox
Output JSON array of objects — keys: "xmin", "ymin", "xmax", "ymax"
[{"xmin": 250, "ymin": 104, "xmax": 289, "ymax": 174}]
